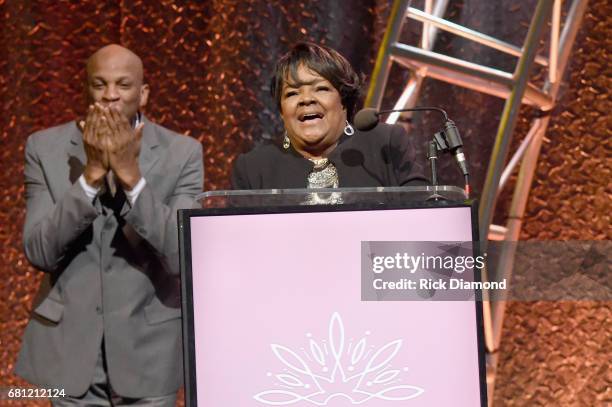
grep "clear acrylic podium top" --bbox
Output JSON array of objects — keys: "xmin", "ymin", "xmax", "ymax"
[{"xmin": 195, "ymin": 186, "xmax": 468, "ymax": 208}]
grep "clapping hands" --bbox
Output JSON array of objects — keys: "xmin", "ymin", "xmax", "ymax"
[{"xmin": 81, "ymin": 103, "xmax": 144, "ymax": 190}]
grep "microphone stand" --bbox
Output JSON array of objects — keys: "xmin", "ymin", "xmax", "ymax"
[{"xmin": 426, "ymin": 140, "xmax": 444, "ymax": 201}]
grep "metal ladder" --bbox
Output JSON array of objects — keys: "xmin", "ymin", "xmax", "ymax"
[{"xmin": 364, "ymin": 0, "xmax": 588, "ymax": 403}]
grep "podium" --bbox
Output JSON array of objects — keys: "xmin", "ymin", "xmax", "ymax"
[{"xmin": 178, "ymin": 187, "xmax": 487, "ymax": 406}]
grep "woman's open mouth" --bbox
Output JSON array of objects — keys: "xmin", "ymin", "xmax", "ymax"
[{"xmin": 298, "ymin": 112, "xmax": 324, "ymax": 124}]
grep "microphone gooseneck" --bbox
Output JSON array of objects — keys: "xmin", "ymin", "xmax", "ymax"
[
  {"xmin": 353, "ymin": 106, "xmax": 449, "ymax": 131},
  {"xmin": 378, "ymin": 106, "xmax": 449, "ymax": 122}
]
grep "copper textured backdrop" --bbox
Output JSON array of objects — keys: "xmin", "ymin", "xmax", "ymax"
[{"xmin": 0, "ymin": 0, "xmax": 609, "ymax": 405}]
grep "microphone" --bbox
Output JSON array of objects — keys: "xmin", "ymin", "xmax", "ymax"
[
  {"xmin": 353, "ymin": 106, "xmax": 470, "ymax": 196},
  {"xmin": 353, "ymin": 108, "xmax": 380, "ymax": 131}
]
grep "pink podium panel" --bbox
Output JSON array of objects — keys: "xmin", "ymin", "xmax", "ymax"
[{"xmin": 181, "ymin": 204, "xmax": 486, "ymax": 406}]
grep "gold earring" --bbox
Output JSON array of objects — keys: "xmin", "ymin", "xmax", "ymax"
[{"xmin": 283, "ymin": 132, "xmax": 290, "ymax": 149}]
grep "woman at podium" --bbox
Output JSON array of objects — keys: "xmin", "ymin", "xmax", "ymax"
[{"xmin": 231, "ymin": 42, "xmax": 425, "ymax": 191}]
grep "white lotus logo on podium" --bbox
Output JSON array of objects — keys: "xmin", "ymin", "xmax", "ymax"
[{"xmin": 253, "ymin": 312, "xmax": 424, "ymax": 405}]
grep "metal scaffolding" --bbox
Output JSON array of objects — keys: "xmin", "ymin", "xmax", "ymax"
[{"xmin": 364, "ymin": 0, "xmax": 588, "ymax": 404}]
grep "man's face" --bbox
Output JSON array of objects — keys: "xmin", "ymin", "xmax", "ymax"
[{"xmin": 86, "ymin": 47, "xmax": 149, "ymax": 121}]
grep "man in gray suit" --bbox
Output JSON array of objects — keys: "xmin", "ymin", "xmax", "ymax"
[{"xmin": 16, "ymin": 44, "xmax": 203, "ymax": 406}]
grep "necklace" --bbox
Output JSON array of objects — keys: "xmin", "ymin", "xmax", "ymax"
[
  {"xmin": 305, "ymin": 158, "xmax": 343, "ymax": 205},
  {"xmin": 307, "ymin": 158, "xmax": 339, "ymax": 189}
]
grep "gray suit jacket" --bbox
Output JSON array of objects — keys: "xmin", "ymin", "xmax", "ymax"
[{"xmin": 15, "ymin": 118, "xmax": 204, "ymax": 398}]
